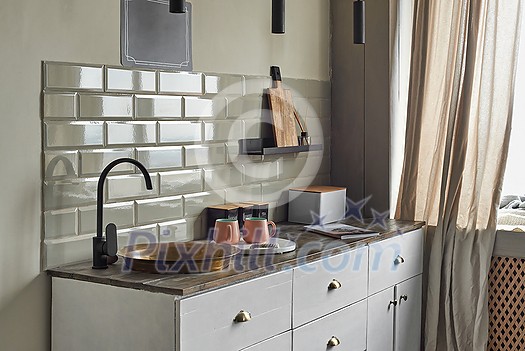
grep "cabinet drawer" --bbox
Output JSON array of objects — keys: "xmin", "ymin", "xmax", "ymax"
[
  {"xmin": 242, "ymin": 332, "xmax": 292, "ymax": 351},
  {"xmin": 293, "ymin": 299, "xmax": 367, "ymax": 351},
  {"xmin": 177, "ymin": 270, "xmax": 292, "ymax": 351},
  {"xmin": 293, "ymin": 246, "xmax": 368, "ymax": 327},
  {"xmin": 368, "ymin": 228, "xmax": 423, "ymax": 295}
]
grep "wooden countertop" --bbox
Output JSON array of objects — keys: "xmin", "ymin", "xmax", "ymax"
[{"xmin": 47, "ymin": 219, "xmax": 425, "ymax": 297}]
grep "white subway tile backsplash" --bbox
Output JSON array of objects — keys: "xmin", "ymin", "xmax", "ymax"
[
  {"xmin": 136, "ymin": 196, "xmax": 183, "ymax": 225},
  {"xmin": 44, "ymin": 151, "xmax": 78, "ymax": 179},
  {"xmin": 44, "ymin": 178, "xmax": 99, "ymax": 210},
  {"xmin": 184, "ymin": 97, "xmax": 226, "ymax": 118},
  {"xmin": 41, "ymin": 62, "xmax": 331, "ymax": 268},
  {"xmin": 159, "ymin": 121, "xmax": 201, "ymax": 144},
  {"xmin": 184, "ymin": 144, "xmax": 225, "ymax": 167},
  {"xmin": 106, "ymin": 67, "xmax": 156, "ymax": 92},
  {"xmin": 78, "ymin": 201, "xmax": 134, "ymax": 235},
  {"xmin": 159, "ymin": 71, "xmax": 203, "ymax": 95},
  {"xmin": 107, "ymin": 174, "xmax": 159, "ymax": 201},
  {"xmin": 135, "ymin": 95, "xmax": 182, "ymax": 119},
  {"xmin": 243, "ymin": 161, "xmax": 280, "ymax": 184},
  {"xmin": 118, "ymin": 225, "xmax": 159, "ymax": 246},
  {"xmin": 43, "ymin": 93, "xmax": 77, "ymax": 119},
  {"xmin": 183, "ymin": 191, "xmax": 224, "ymax": 217},
  {"xmin": 137, "ymin": 146, "xmax": 183, "ymax": 170},
  {"xmin": 45, "ymin": 63, "xmax": 103, "ymax": 91},
  {"xmin": 204, "ymin": 121, "xmax": 242, "ymax": 141},
  {"xmin": 224, "ymin": 184, "xmax": 262, "ymax": 203},
  {"xmin": 79, "ymin": 95, "xmax": 133, "ymax": 119},
  {"xmin": 44, "ymin": 209, "xmax": 77, "ymax": 239},
  {"xmin": 159, "ymin": 219, "xmax": 192, "ymax": 242},
  {"xmin": 204, "ymin": 166, "xmax": 242, "ymax": 191},
  {"xmin": 159, "ymin": 169, "xmax": 202, "ymax": 196},
  {"xmin": 79, "ymin": 149, "xmax": 135, "ymax": 176},
  {"xmin": 204, "ymin": 74, "xmax": 243, "ymax": 95},
  {"xmin": 107, "ymin": 121, "xmax": 156, "ymax": 145},
  {"xmin": 45, "ymin": 122, "xmax": 104, "ymax": 148}
]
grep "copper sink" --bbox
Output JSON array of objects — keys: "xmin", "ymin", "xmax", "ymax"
[{"xmin": 117, "ymin": 241, "xmax": 240, "ymax": 274}]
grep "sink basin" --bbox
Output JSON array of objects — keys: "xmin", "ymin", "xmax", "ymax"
[{"xmin": 117, "ymin": 241, "xmax": 241, "ymax": 274}]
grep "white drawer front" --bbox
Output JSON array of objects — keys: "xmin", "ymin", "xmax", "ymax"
[
  {"xmin": 368, "ymin": 229, "xmax": 424, "ymax": 295},
  {"xmin": 293, "ymin": 299, "xmax": 367, "ymax": 351},
  {"xmin": 177, "ymin": 270, "xmax": 292, "ymax": 351},
  {"xmin": 293, "ymin": 246, "xmax": 368, "ymax": 327},
  {"xmin": 242, "ymin": 332, "xmax": 292, "ymax": 351}
]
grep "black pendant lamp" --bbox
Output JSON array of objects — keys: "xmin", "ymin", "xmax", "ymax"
[
  {"xmin": 169, "ymin": 0, "xmax": 186, "ymax": 13},
  {"xmin": 354, "ymin": 0, "xmax": 365, "ymax": 44},
  {"xmin": 272, "ymin": 0, "xmax": 285, "ymax": 34}
]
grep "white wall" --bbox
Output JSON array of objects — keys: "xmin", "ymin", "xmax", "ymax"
[{"xmin": 0, "ymin": 0, "xmax": 329, "ymax": 349}]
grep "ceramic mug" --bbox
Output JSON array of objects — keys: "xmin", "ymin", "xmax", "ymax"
[
  {"xmin": 213, "ymin": 219, "xmax": 241, "ymax": 244},
  {"xmin": 243, "ymin": 217, "xmax": 277, "ymax": 244}
]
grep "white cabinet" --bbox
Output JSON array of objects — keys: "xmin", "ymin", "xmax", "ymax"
[{"xmin": 51, "ymin": 228, "xmax": 424, "ymax": 351}]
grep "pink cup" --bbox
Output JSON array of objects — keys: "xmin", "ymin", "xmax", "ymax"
[
  {"xmin": 214, "ymin": 219, "xmax": 241, "ymax": 244},
  {"xmin": 243, "ymin": 217, "xmax": 277, "ymax": 244}
]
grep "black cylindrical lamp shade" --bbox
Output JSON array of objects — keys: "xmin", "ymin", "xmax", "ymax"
[
  {"xmin": 354, "ymin": 0, "xmax": 365, "ymax": 44},
  {"xmin": 170, "ymin": 0, "xmax": 186, "ymax": 13},
  {"xmin": 272, "ymin": 0, "xmax": 285, "ymax": 34}
]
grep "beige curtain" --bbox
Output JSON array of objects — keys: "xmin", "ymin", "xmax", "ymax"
[{"xmin": 395, "ymin": 0, "xmax": 522, "ymax": 350}]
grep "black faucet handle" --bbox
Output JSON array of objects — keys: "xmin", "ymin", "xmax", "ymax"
[{"xmin": 105, "ymin": 223, "xmax": 118, "ymax": 257}]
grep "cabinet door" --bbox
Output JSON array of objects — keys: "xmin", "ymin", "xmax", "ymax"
[
  {"xmin": 395, "ymin": 275, "xmax": 422, "ymax": 351},
  {"xmin": 367, "ymin": 287, "xmax": 395, "ymax": 351}
]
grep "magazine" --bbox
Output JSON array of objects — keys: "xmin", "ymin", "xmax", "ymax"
[{"xmin": 304, "ymin": 223, "xmax": 379, "ymax": 240}]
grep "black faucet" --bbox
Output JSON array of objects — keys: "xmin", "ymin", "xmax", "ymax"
[{"xmin": 92, "ymin": 158, "xmax": 153, "ymax": 269}]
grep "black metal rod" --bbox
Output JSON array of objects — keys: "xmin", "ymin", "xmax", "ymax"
[
  {"xmin": 170, "ymin": 0, "xmax": 186, "ymax": 13},
  {"xmin": 354, "ymin": 0, "xmax": 365, "ymax": 44},
  {"xmin": 272, "ymin": 0, "xmax": 285, "ymax": 34}
]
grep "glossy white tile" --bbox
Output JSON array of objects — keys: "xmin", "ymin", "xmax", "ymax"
[
  {"xmin": 226, "ymin": 97, "xmax": 264, "ymax": 118},
  {"xmin": 79, "ymin": 95, "xmax": 133, "ymax": 118},
  {"xmin": 44, "ymin": 151, "xmax": 78, "ymax": 179},
  {"xmin": 204, "ymin": 166, "xmax": 242, "ymax": 191},
  {"xmin": 106, "ymin": 67, "xmax": 156, "ymax": 92},
  {"xmin": 44, "ymin": 178, "xmax": 99, "ymax": 210},
  {"xmin": 243, "ymin": 161, "xmax": 280, "ymax": 184},
  {"xmin": 135, "ymin": 95, "xmax": 182, "ymax": 119},
  {"xmin": 106, "ymin": 122, "xmax": 156, "ymax": 145},
  {"xmin": 204, "ymin": 121, "xmax": 242, "ymax": 141},
  {"xmin": 184, "ymin": 97, "xmax": 226, "ymax": 118},
  {"xmin": 243, "ymin": 76, "xmax": 271, "ymax": 96},
  {"xmin": 79, "ymin": 149, "xmax": 135, "ymax": 176},
  {"xmin": 224, "ymin": 184, "xmax": 262, "ymax": 203},
  {"xmin": 44, "ymin": 209, "xmax": 77, "ymax": 239},
  {"xmin": 44, "ymin": 236, "xmax": 91, "ymax": 269},
  {"xmin": 225, "ymin": 142, "xmax": 240, "ymax": 164},
  {"xmin": 45, "ymin": 63, "xmax": 103, "ymax": 90},
  {"xmin": 45, "ymin": 122, "xmax": 104, "ymax": 148},
  {"xmin": 78, "ymin": 202, "xmax": 134, "ymax": 235},
  {"xmin": 159, "ymin": 219, "xmax": 192, "ymax": 242},
  {"xmin": 136, "ymin": 196, "xmax": 183, "ymax": 225},
  {"xmin": 261, "ymin": 179, "xmax": 293, "ymax": 204},
  {"xmin": 204, "ymin": 74, "xmax": 243, "ymax": 95},
  {"xmin": 184, "ymin": 144, "xmax": 225, "ymax": 167},
  {"xmin": 159, "ymin": 169, "xmax": 202, "ymax": 196},
  {"xmin": 243, "ymin": 119, "xmax": 263, "ymax": 139},
  {"xmin": 183, "ymin": 192, "xmax": 223, "ymax": 217},
  {"xmin": 159, "ymin": 71, "xmax": 203, "ymax": 94},
  {"xmin": 107, "ymin": 174, "xmax": 159, "ymax": 201},
  {"xmin": 117, "ymin": 224, "xmax": 159, "ymax": 246},
  {"xmin": 137, "ymin": 146, "xmax": 183, "ymax": 170},
  {"xmin": 43, "ymin": 93, "xmax": 77, "ymax": 119},
  {"xmin": 159, "ymin": 121, "xmax": 201, "ymax": 144}
]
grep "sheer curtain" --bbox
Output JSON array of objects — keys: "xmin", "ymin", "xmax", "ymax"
[{"xmin": 394, "ymin": 1, "xmax": 522, "ymax": 350}]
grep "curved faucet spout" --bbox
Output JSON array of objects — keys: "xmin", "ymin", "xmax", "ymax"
[
  {"xmin": 96, "ymin": 158, "xmax": 153, "ymax": 238},
  {"xmin": 93, "ymin": 158, "xmax": 153, "ymax": 269}
]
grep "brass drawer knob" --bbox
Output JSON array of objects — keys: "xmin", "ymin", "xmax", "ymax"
[
  {"xmin": 394, "ymin": 255, "xmax": 405, "ymax": 265},
  {"xmin": 327, "ymin": 336, "xmax": 341, "ymax": 347},
  {"xmin": 233, "ymin": 310, "xmax": 252, "ymax": 323},
  {"xmin": 328, "ymin": 279, "xmax": 342, "ymax": 290}
]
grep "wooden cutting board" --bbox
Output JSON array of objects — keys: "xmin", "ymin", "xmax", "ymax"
[{"xmin": 267, "ymin": 66, "xmax": 299, "ymax": 147}]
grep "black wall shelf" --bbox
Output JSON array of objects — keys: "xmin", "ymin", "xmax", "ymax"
[{"xmin": 239, "ymin": 138, "xmax": 323, "ymax": 156}]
